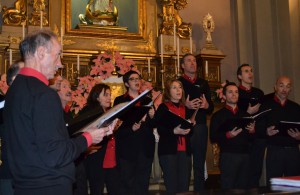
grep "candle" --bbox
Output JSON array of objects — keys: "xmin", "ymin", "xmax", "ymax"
[
  {"xmin": 173, "ymin": 23, "xmax": 176, "ymax": 52},
  {"xmin": 189, "ymin": 36, "xmax": 193, "ymax": 54},
  {"xmin": 61, "ymin": 27, "xmax": 64, "ymax": 58},
  {"xmin": 40, "ymin": 11, "xmax": 43, "ymax": 29},
  {"xmin": 22, "ymin": 23, "xmax": 25, "ymax": 40},
  {"xmin": 9, "ymin": 49, "xmax": 12, "ymax": 65},
  {"xmin": 147, "ymin": 57, "xmax": 151, "ymax": 73},
  {"xmin": 177, "ymin": 37, "xmax": 180, "ymax": 73},
  {"xmin": 205, "ymin": 60, "xmax": 208, "ymax": 75},
  {"xmin": 160, "ymin": 34, "xmax": 163, "ymax": 65},
  {"xmin": 77, "ymin": 55, "xmax": 80, "ymax": 75}
]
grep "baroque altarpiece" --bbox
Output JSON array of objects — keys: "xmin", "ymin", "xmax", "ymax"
[{"xmin": 0, "ymin": 0, "xmax": 225, "ymax": 174}]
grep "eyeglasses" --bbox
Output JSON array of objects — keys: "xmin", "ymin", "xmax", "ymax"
[{"xmin": 128, "ymin": 77, "xmax": 141, "ymax": 82}]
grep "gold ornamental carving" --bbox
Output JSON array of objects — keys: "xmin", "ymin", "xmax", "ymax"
[
  {"xmin": 28, "ymin": 0, "xmax": 49, "ymax": 26},
  {"xmin": 96, "ymin": 40, "xmax": 119, "ymax": 51},
  {"xmin": 202, "ymin": 13, "xmax": 216, "ymax": 49},
  {"xmin": 2, "ymin": 0, "xmax": 27, "ymax": 25},
  {"xmin": 159, "ymin": 0, "xmax": 191, "ymax": 39},
  {"xmin": 136, "ymin": 30, "xmax": 155, "ymax": 53}
]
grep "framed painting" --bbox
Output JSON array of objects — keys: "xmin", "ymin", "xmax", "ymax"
[{"xmin": 65, "ymin": 0, "xmax": 147, "ymax": 40}]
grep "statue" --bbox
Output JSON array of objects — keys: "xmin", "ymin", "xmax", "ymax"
[
  {"xmin": 2, "ymin": 0, "xmax": 26, "ymax": 25},
  {"xmin": 79, "ymin": 0, "xmax": 118, "ymax": 26},
  {"xmin": 202, "ymin": 13, "xmax": 215, "ymax": 48},
  {"xmin": 28, "ymin": 0, "xmax": 48, "ymax": 26},
  {"xmin": 159, "ymin": 0, "xmax": 191, "ymax": 39}
]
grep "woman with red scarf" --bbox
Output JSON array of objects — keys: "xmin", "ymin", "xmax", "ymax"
[{"xmin": 154, "ymin": 79, "xmax": 193, "ymax": 194}]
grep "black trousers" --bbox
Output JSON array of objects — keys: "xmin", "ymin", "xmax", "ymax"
[
  {"xmin": 190, "ymin": 124, "xmax": 208, "ymax": 191},
  {"xmin": 85, "ymin": 149, "xmax": 120, "ymax": 195},
  {"xmin": 14, "ymin": 179, "xmax": 73, "ymax": 195},
  {"xmin": 118, "ymin": 152, "xmax": 153, "ymax": 195},
  {"xmin": 220, "ymin": 152, "xmax": 250, "ymax": 190},
  {"xmin": 266, "ymin": 145, "xmax": 300, "ymax": 185},
  {"xmin": 73, "ymin": 159, "xmax": 88, "ymax": 195},
  {"xmin": 248, "ymin": 138, "xmax": 267, "ymax": 188},
  {"xmin": 159, "ymin": 152, "xmax": 191, "ymax": 194}
]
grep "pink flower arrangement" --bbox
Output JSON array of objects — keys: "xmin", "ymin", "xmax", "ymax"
[
  {"xmin": 69, "ymin": 51, "xmax": 140, "ymax": 115},
  {"xmin": 215, "ymin": 81, "xmax": 227, "ymax": 102},
  {"xmin": 90, "ymin": 50, "xmax": 138, "ymax": 79},
  {"xmin": 0, "ymin": 74, "xmax": 9, "ymax": 95},
  {"xmin": 69, "ymin": 75, "xmax": 100, "ymax": 115}
]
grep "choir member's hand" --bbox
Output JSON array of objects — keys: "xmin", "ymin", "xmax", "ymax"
[
  {"xmin": 86, "ymin": 145, "xmax": 102, "ymax": 155},
  {"xmin": 199, "ymin": 94, "xmax": 209, "ymax": 109},
  {"xmin": 185, "ymin": 95, "xmax": 201, "ymax": 110},
  {"xmin": 266, "ymin": 125, "xmax": 279, "ymax": 136},
  {"xmin": 228, "ymin": 127, "xmax": 242, "ymax": 138},
  {"xmin": 88, "ymin": 126, "xmax": 108, "ymax": 144},
  {"xmin": 132, "ymin": 122, "xmax": 141, "ymax": 131},
  {"xmin": 287, "ymin": 128, "xmax": 300, "ymax": 140},
  {"xmin": 247, "ymin": 103, "xmax": 261, "ymax": 115},
  {"xmin": 106, "ymin": 119, "xmax": 119, "ymax": 136},
  {"xmin": 113, "ymin": 119, "xmax": 123, "ymax": 131},
  {"xmin": 246, "ymin": 121, "xmax": 256, "ymax": 134},
  {"xmin": 148, "ymin": 107, "xmax": 155, "ymax": 119},
  {"xmin": 173, "ymin": 124, "xmax": 191, "ymax": 135}
]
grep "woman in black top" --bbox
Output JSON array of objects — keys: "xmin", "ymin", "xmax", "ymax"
[{"xmin": 154, "ymin": 79, "xmax": 192, "ymax": 194}]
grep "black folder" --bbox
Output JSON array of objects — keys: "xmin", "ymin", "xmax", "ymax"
[
  {"xmin": 187, "ymin": 85, "xmax": 203, "ymax": 100},
  {"xmin": 238, "ymin": 97, "xmax": 261, "ymax": 111},
  {"xmin": 120, "ymin": 105, "xmax": 152, "ymax": 127},
  {"xmin": 222, "ymin": 109, "xmax": 272, "ymax": 130},
  {"xmin": 278, "ymin": 121, "xmax": 300, "ymax": 136},
  {"xmin": 75, "ymin": 89, "xmax": 151, "ymax": 134},
  {"xmin": 223, "ymin": 118, "xmax": 254, "ymax": 130},
  {"xmin": 164, "ymin": 110, "xmax": 193, "ymax": 129}
]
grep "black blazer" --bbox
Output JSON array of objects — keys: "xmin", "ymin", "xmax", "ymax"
[{"xmin": 113, "ymin": 93, "xmax": 155, "ymax": 161}]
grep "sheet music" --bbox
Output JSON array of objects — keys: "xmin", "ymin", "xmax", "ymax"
[{"xmin": 0, "ymin": 100, "xmax": 5, "ymax": 109}]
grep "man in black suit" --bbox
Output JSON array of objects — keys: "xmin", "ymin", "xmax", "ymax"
[{"xmin": 178, "ymin": 54, "xmax": 214, "ymax": 191}]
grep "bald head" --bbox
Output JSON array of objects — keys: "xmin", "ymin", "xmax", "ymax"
[{"xmin": 274, "ymin": 76, "xmax": 292, "ymax": 102}]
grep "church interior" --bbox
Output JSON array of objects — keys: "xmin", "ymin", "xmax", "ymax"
[{"xmin": 0, "ymin": 0, "xmax": 299, "ymax": 193}]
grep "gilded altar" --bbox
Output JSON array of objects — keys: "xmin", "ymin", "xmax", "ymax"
[{"xmin": 0, "ymin": 0, "xmax": 223, "ymax": 178}]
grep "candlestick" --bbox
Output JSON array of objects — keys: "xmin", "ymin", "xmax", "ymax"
[
  {"xmin": 205, "ymin": 60, "xmax": 208, "ymax": 76},
  {"xmin": 147, "ymin": 57, "xmax": 151, "ymax": 73},
  {"xmin": 173, "ymin": 23, "xmax": 176, "ymax": 52},
  {"xmin": 9, "ymin": 49, "xmax": 12, "ymax": 65},
  {"xmin": 77, "ymin": 55, "xmax": 80, "ymax": 75},
  {"xmin": 61, "ymin": 27, "xmax": 64, "ymax": 58},
  {"xmin": 22, "ymin": 23, "xmax": 25, "ymax": 40},
  {"xmin": 40, "ymin": 11, "xmax": 43, "ymax": 29},
  {"xmin": 160, "ymin": 34, "xmax": 163, "ymax": 65},
  {"xmin": 189, "ymin": 36, "xmax": 193, "ymax": 54},
  {"xmin": 177, "ymin": 37, "xmax": 180, "ymax": 73}
]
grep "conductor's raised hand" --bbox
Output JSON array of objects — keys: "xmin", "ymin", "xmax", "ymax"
[
  {"xmin": 185, "ymin": 95, "xmax": 201, "ymax": 110},
  {"xmin": 173, "ymin": 124, "xmax": 191, "ymax": 135}
]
